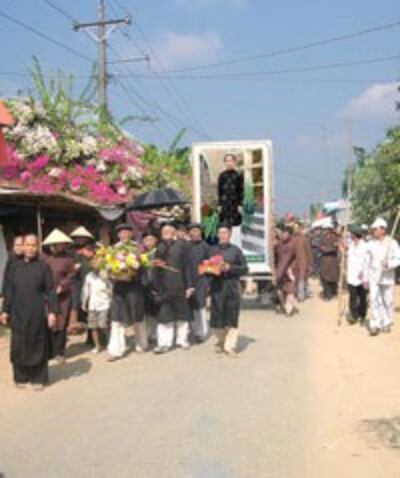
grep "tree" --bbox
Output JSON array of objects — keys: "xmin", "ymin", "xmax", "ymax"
[{"xmin": 349, "ymin": 126, "xmax": 400, "ymax": 224}]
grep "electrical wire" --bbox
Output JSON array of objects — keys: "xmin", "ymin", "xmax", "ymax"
[
  {"xmin": 121, "ymin": 54, "xmax": 400, "ymax": 80},
  {"xmin": 106, "ymin": 0, "xmax": 212, "ymax": 139},
  {"xmin": 143, "ymin": 20, "xmax": 400, "ymax": 74},
  {"xmin": 0, "ymin": 7, "xmax": 93, "ymax": 63}
]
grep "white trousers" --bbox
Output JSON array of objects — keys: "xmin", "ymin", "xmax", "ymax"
[
  {"xmin": 157, "ymin": 321, "xmax": 189, "ymax": 348},
  {"xmin": 192, "ymin": 308, "xmax": 209, "ymax": 339},
  {"xmin": 107, "ymin": 322, "xmax": 127, "ymax": 358},
  {"xmin": 369, "ymin": 283, "xmax": 394, "ymax": 329}
]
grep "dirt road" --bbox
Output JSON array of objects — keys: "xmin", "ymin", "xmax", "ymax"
[{"xmin": 0, "ymin": 284, "xmax": 399, "ymax": 477}]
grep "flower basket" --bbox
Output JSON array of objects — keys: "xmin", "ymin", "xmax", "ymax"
[
  {"xmin": 109, "ymin": 270, "xmax": 136, "ymax": 282},
  {"xmin": 94, "ymin": 242, "xmax": 144, "ymax": 281}
]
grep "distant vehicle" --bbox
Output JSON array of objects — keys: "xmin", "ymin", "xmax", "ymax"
[{"xmin": 191, "ymin": 140, "xmax": 274, "ymax": 294}]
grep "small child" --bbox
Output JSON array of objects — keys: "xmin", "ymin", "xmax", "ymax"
[{"xmin": 81, "ymin": 258, "xmax": 112, "ymax": 353}]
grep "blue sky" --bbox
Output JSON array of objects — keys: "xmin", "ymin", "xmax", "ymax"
[{"xmin": 1, "ymin": 0, "xmax": 399, "ymax": 214}]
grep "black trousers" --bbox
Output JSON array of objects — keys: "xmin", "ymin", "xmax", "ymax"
[
  {"xmin": 348, "ymin": 284, "xmax": 367, "ymax": 321},
  {"xmin": 49, "ymin": 330, "xmax": 67, "ymax": 358},
  {"xmin": 322, "ymin": 280, "xmax": 338, "ymax": 299},
  {"xmin": 210, "ymin": 280, "xmax": 241, "ymax": 329},
  {"xmin": 13, "ymin": 360, "xmax": 48, "ymax": 385}
]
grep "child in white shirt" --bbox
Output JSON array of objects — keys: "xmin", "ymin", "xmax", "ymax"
[{"xmin": 81, "ymin": 260, "xmax": 112, "ymax": 353}]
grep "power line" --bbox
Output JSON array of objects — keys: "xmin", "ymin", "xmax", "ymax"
[
  {"xmin": 148, "ymin": 20, "xmax": 400, "ymax": 74},
  {"xmin": 0, "ymin": 70, "xmax": 394, "ymax": 86},
  {"xmin": 40, "ymin": 0, "xmax": 172, "ymax": 141},
  {"xmin": 134, "ymin": 23, "xmax": 212, "ymax": 139},
  {"xmin": 106, "ymin": 0, "xmax": 212, "ymax": 139},
  {"xmin": 0, "ymin": 7, "xmax": 93, "ymax": 63},
  {"xmin": 130, "ymin": 54, "xmax": 400, "ymax": 80},
  {"xmin": 42, "ymin": 0, "xmax": 75, "ymax": 21},
  {"xmin": 108, "ymin": 41, "xmax": 213, "ymax": 140}
]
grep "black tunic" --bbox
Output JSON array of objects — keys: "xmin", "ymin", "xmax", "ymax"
[
  {"xmin": 188, "ymin": 240, "xmax": 210, "ymax": 310},
  {"xmin": 3, "ymin": 258, "xmax": 57, "ymax": 367},
  {"xmin": 217, "ymin": 169, "xmax": 244, "ymax": 227},
  {"xmin": 154, "ymin": 239, "xmax": 193, "ymax": 324},
  {"xmin": 209, "ymin": 243, "xmax": 248, "ymax": 329},
  {"xmin": 109, "ymin": 240, "xmax": 145, "ymax": 325}
]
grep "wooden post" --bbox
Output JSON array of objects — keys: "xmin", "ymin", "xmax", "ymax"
[
  {"xmin": 37, "ymin": 204, "xmax": 43, "ymax": 252},
  {"xmin": 338, "ymin": 120, "xmax": 353, "ymax": 326}
]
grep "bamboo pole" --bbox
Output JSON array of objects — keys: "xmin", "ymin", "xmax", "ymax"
[{"xmin": 338, "ymin": 120, "xmax": 353, "ymax": 326}]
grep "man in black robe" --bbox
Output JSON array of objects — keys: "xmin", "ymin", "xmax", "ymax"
[
  {"xmin": 1, "ymin": 234, "xmax": 58, "ymax": 390},
  {"xmin": 153, "ymin": 223, "xmax": 194, "ymax": 353},
  {"xmin": 217, "ymin": 154, "xmax": 244, "ymax": 227},
  {"xmin": 188, "ymin": 223, "xmax": 210, "ymax": 342},
  {"xmin": 208, "ymin": 224, "xmax": 248, "ymax": 356},
  {"xmin": 109, "ymin": 223, "xmax": 147, "ymax": 358}
]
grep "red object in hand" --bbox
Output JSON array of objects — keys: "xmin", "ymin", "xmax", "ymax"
[{"xmin": 198, "ymin": 255, "xmax": 225, "ymax": 276}]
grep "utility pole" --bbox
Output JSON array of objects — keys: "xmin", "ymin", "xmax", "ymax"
[
  {"xmin": 73, "ymin": 1, "xmax": 147, "ymax": 121},
  {"xmin": 97, "ymin": 0, "xmax": 107, "ymax": 116},
  {"xmin": 346, "ymin": 119, "xmax": 353, "ymax": 210}
]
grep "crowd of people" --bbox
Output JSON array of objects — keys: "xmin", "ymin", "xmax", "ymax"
[
  {"xmin": 0, "ymin": 221, "xmax": 248, "ymax": 390},
  {"xmin": 274, "ymin": 215, "xmax": 400, "ymax": 337},
  {"xmin": 1, "ymin": 210, "xmax": 400, "ymax": 391}
]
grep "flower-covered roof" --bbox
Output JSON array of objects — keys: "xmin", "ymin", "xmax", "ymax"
[{"xmin": 0, "ymin": 97, "xmax": 146, "ymax": 206}]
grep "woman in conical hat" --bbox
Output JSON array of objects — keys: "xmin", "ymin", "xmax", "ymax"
[{"xmin": 42, "ymin": 229, "xmax": 76, "ymax": 363}]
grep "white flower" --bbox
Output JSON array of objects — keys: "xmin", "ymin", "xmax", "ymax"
[
  {"xmin": 65, "ymin": 139, "xmax": 82, "ymax": 160},
  {"xmin": 21, "ymin": 125, "xmax": 59, "ymax": 156},
  {"xmin": 95, "ymin": 160, "xmax": 107, "ymax": 172},
  {"xmin": 125, "ymin": 165, "xmax": 142, "ymax": 181},
  {"xmin": 117, "ymin": 185, "xmax": 127, "ymax": 195},
  {"xmin": 81, "ymin": 135, "xmax": 98, "ymax": 155},
  {"xmin": 48, "ymin": 167, "xmax": 63, "ymax": 178}
]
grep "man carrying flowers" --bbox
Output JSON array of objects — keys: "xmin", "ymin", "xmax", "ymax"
[{"xmin": 107, "ymin": 224, "xmax": 148, "ymax": 360}]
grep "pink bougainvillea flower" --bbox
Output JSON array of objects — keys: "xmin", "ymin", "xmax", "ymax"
[
  {"xmin": 0, "ymin": 144, "xmax": 24, "ymax": 179},
  {"xmin": 20, "ymin": 171, "xmax": 32, "ymax": 182},
  {"xmin": 70, "ymin": 176, "xmax": 83, "ymax": 192},
  {"xmin": 28, "ymin": 154, "xmax": 50, "ymax": 173},
  {"xmin": 28, "ymin": 176, "xmax": 58, "ymax": 194}
]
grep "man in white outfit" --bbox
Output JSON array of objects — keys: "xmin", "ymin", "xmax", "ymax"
[
  {"xmin": 363, "ymin": 218, "xmax": 400, "ymax": 336},
  {"xmin": 346, "ymin": 224, "xmax": 368, "ymax": 325}
]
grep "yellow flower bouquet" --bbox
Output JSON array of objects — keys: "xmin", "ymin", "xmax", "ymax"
[{"xmin": 95, "ymin": 242, "xmax": 147, "ymax": 282}]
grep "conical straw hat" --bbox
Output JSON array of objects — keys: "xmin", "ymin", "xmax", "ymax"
[
  {"xmin": 70, "ymin": 226, "xmax": 94, "ymax": 239},
  {"xmin": 43, "ymin": 228, "xmax": 73, "ymax": 246}
]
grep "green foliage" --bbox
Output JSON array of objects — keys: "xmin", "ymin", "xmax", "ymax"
[
  {"xmin": 141, "ymin": 128, "xmax": 191, "ymax": 192},
  {"xmin": 349, "ymin": 125, "xmax": 400, "ymax": 224}
]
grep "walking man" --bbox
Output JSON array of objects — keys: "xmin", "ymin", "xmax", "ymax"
[
  {"xmin": 364, "ymin": 218, "xmax": 400, "ymax": 335},
  {"xmin": 188, "ymin": 223, "xmax": 210, "ymax": 343},
  {"xmin": 153, "ymin": 222, "xmax": 194, "ymax": 353},
  {"xmin": 346, "ymin": 224, "xmax": 368, "ymax": 325},
  {"xmin": 108, "ymin": 224, "xmax": 148, "ymax": 360},
  {"xmin": 319, "ymin": 221, "xmax": 340, "ymax": 300},
  {"xmin": 1, "ymin": 234, "xmax": 58, "ymax": 390},
  {"xmin": 209, "ymin": 224, "xmax": 248, "ymax": 356}
]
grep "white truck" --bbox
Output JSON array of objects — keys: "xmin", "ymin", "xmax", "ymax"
[{"xmin": 191, "ymin": 140, "xmax": 274, "ymax": 294}]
